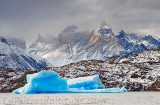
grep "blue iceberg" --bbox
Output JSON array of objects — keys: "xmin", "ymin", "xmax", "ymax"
[
  {"xmin": 13, "ymin": 70, "xmax": 68, "ymax": 94},
  {"xmin": 12, "ymin": 70, "xmax": 127, "ymax": 94},
  {"xmin": 67, "ymin": 74, "xmax": 105, "ymax": 90}
]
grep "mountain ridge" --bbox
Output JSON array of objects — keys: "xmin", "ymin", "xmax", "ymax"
[
  {"xmin": 0, "ymin": 36, "xmax": 51, "ymax": 70},
  {"xmin": 27, "ymin": 25, "xmax": 160, "ymax": 66}
]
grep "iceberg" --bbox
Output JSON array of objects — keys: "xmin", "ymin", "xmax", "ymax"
[
  {"xmin": 12, "ymin": 70, "xmax": 127, "ymax": 94},
  {"xmin": 13, "ymin": 70, "xmax": 68, "ymax": 94},
  {"xmin": 67, "ymin": 74, "xmax": 105, "ymax": 90}
]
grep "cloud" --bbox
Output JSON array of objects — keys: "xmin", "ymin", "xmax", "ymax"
[{"xmin": 0, "ymin": 0, "xmax": 160, "ymax": 46}]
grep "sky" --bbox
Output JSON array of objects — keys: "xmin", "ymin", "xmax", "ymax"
[{"xmin": 0, "ymin": 0, "xmax": 160, "ymax": 46}]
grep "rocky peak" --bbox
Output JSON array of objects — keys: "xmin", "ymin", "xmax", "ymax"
[
  {"xmin": 97, "ymin": 25, "xmax": 113, "ymax": 35},
  {"xmin": 0, "ymin": 36, "xmax": 11, "ymax": 45},
  {"xmin": 63, "ymin": 25, "xmax": 78, "ymax": 33},
  {"xmin": 117, "ymin": 30, "xmax": 126, "ymax": 40},
  {"xmin": 36, "ymin": 33, "xmax": 44, "ymax": 42}
]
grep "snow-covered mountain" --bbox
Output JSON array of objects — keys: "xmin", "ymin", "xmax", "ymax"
[
  {"xmin": 116, "ymin": 30, "xmax": 160, "ymax": 55},
  {"xmin": 1, "ymin": 49, "xmax": 160, "ymax": 92},
  {"xmin": 0, "ymin": 36, "xmax": 51, "ymax": 70},
  {"xmin": 27, "ymin": 25, "xmax": 160, "ymax": 66},
  {"xmin": 27, "ymin": 34, "xmax": 60, "ymax": 56},
  {"xmin": 4, "ymin": 37, "xmax": 27, "ymax": 49}
]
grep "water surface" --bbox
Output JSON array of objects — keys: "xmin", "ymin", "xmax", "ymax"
[{"xmin": 0, "ymin": 92, "xmax": 159, "ymax": 105}]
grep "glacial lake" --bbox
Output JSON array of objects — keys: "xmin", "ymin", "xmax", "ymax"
[{"xmin": 0, "ymin": 92, "xmax": 160, "ymax": 105}]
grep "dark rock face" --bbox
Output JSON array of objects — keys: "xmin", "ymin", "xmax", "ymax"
[
  {"xmin": 0, "ymin": 68, "xmax": 38, "ymax": 93},
  {"xmin": 145, "ymin": 80, "xmax": 160, "ymax": 91}
]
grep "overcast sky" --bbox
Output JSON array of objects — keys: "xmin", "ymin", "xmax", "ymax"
[{"xmin": 0, "ymin": 0, "xmax": 160, "ymax": 46}]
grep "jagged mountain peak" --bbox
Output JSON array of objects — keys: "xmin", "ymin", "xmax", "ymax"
[
  {"xmin": 142, "ymin": 35, "xmax": 159, "ymax": 43},
  {"xmin": 0, "ymin": 36, "xmax": 12, "ymax": 45},
  {"xmin": 117, "ymin": 30, "xmax": 125, "ymax": 39},
  {"xmin": 34, "ymin": 34, "xmax": 57, "ymax": 44},
  {"xmin": 96, "ymin": 24, "xmax": 113, "ymax": 36},
  {"xmin": 58, "ymin": 25, "xmax": 90, "ymax": 45},
  {"xmin": 117, "ymin": 30, "xmax": 140, "ymax": 40},
  {"xmin": 63, "ymin": 25, "xmax": 78, "ymax": 33},
  {"xmin": 142, "ymin": 35, "xmax": 160, "ymax": 48},
  {"xmin": 88, "ymin": 25, "xmax": 117, "ymax": 46},
  {"xmin": 36, "ymin": 33, "xmax": 44, "ymax": 42},
  {"xmin": 0, "ymin": 36, "xmax": 50, "ymax": 70},
  {"xmin": 120, "ymin": 30, "xmax": 125, "ymax": 34},
  {"xmin": 4, "ymin": 37, "xmax": 27, "ymax": 49},
  {"xmin": 27, "ymin": 25, "xmax": 160, "ymax": 66},
  {"xmin": 89, "ymin": 25, "xmax": 115, "ymax": 44}
]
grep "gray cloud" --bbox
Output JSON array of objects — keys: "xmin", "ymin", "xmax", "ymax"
[{"xmin": 0, "ymin": 0, "xmax": 160, "ymax": 46}]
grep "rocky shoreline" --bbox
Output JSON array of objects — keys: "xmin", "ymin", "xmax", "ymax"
[{"xmin": 1, "ymin": 49, "xmax": 160, "ymax": 92}]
